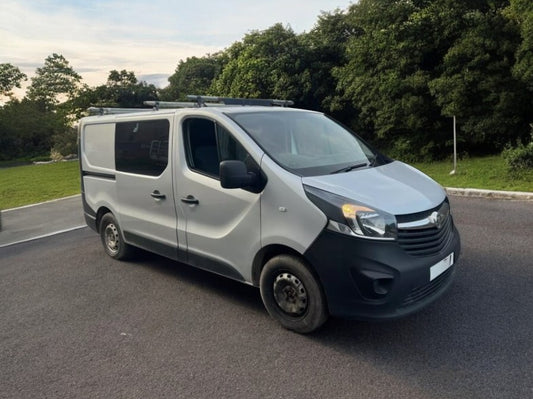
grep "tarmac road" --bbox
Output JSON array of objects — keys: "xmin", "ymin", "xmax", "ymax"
[
  {"xmin": 0, "ymin": 196, "xmax": 532, "ymax": 398},
  {"xmin": 0, "ymin": 195, "xmax": 85, "ymax": 248}
]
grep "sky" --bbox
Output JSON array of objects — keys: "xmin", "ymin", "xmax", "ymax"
[{"xmin": 1, "ymin": 0, "xmax": 353, "ymax": 98}]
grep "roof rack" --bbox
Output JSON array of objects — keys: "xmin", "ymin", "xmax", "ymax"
[
  {"xmin": 145, "ymin": 96, "xmax": 294, "ymax": 109},
  {"xmin": 87, "ymin": 107, "xmax": 154, "ymax": 116},
  {"xmin": 142, "ymin": 100, "xmax": 225, "ymax": 109},
  {"xmin": 87, "ymin": 95, "xmax": 294, "ymax": 115},
  {"xmin": 186, "ymin": 95, "xmax": 294, "ymax": 107}
]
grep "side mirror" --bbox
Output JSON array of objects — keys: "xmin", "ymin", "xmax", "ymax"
[{"xmin": 220, "ymin": 160, "xmax": 257, "ymax": 189}]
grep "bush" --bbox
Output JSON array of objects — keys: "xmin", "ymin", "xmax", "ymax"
[
  {"xmin": 51, "ymin": 126, "xmax": 78, "ymax": 157},
  {"xmin": 502, "ymin": 133, "xmax": 533, "ymax": 173}
]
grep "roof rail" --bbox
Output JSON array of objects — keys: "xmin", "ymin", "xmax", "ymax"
[
  {"xmin": 144, "ymin": 96, "xmax": 294, "ymax": 109},
  {"xmin": 88, "ymin": 96, "xmax": 294, "ymax": 115},
  {"xmin": 87, "ymin": 107, "xmax": 154, "ymax": 116},
  {"xmin": 143, "ymin": 100, "xmax": 225, "ymax": 109},
  {"xmin": 187, "ymin": 95, "xmax": 294, "ymax": 107}
]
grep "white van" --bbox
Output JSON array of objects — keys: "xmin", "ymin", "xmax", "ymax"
[{"xmin": 79, "ymin": 96, "xmax": 460, "ymax": 333}]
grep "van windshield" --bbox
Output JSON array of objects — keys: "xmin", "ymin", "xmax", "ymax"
[{"xmin": 226, "ymin": 110, "xmax": 380, "ymax": 177}]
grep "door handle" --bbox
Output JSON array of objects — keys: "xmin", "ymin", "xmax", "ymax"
[
  {"xmin": 181, "ymin": 195, "xmax": 199, "ymax": 205},
  {"xmin": 150, "ymin": 190, "xmax": 166, "ymax": 200}
]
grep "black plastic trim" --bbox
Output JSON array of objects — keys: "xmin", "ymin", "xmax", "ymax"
[
  {"xmin": 303, "ymin": 225, "xmax": 461, "ymax": 320},
  {"xmin": 82, "ymin": 170, "xmax": 116, "ymax": 180},
  {"xmin": 84, "ymin": 213, "xmax": 97, "ymax": 232},
  {"xmin": 187, "ymin": 251, "xmax": 246, "ymax": 283},
  {"xmin": 123, "ymin": 231, "xmax": 184, "ymax": 262},
  {"xmin": 122, "ymin": 231, "xmax": 245, "ymax": 283}
]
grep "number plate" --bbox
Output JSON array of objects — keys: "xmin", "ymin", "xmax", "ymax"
[{"xmin": 430, "ymin": 252, "xmax": 454, "ymax": 281}]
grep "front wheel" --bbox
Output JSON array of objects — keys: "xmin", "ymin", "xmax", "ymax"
[
  {"xmin": 260, "ymin": 255, "xmax": 328, "ymax": 334},
  {"xmin": 99, "ymin": 213, "xmax": 133, "ymax": 260}
]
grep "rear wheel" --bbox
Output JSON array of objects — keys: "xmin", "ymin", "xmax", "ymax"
[
  {"xmin": 260, "ymin": 255, "xmax": 328, "ymax": 334},
  {"xmin": 99, "ymin": 213, "xmax": 133, "ymax": 260}
]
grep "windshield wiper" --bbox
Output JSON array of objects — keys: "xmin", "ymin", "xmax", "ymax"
[{"xmin": 330, "ymin": 162, "xmax": 369, "ymax": 174}]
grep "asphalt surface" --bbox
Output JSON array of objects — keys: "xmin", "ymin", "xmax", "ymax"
[
  {"xmin": 0, "ymin": 195, "xmax": 85, "ymax": 248},
  {"xmin": 0, "ymin": 196, "xmax": 532, "ymax": 398}
]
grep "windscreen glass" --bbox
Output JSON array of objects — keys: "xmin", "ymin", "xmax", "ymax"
[{"xmin": 226, "ymin": 110, "xmax": 378, "ymax": 176}]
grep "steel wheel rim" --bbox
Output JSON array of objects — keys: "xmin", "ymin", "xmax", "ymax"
[
  {"xmin": 273, "ymin": 273, "xmax": 308, "ymax": 316},
  {"xmin": 104, "ymin": 223, "xmax": 120, "ymax": 254}
]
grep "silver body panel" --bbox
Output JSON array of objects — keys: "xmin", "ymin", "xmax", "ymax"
[
  {"xmin": 302, "ymin": 161, "xmax": 446, "ymax": 215},
  {"xmin": 259, "ymin": 156, "xmax": 327, "ymax": 254}
]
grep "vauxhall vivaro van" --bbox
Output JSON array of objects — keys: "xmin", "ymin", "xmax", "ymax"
[{"xmin": 79, "ymin": 96, "xmax": 460, "ymax": 333}]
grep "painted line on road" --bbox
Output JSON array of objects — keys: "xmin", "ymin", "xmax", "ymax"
[{"xmin": 0, "ymin": 225, "xmax": 88, "ymax": 249}]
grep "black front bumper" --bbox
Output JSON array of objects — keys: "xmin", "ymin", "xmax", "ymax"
[{"xmin": 304, "ymin": 223, "xmax": 461, "ymax": 320}]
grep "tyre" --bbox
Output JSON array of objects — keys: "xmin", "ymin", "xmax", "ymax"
[
  {"xmin": 99, "ymin": 213, "xmax": 133, "ymax": 260},
  {"xmin": 260, "ymin": 255, "xmax": 328, "ymax": 334}
]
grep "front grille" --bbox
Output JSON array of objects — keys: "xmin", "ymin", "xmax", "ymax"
[
  {"xmin": 397, "ymin": 214, "xmax": 453, "ymax": 257},
  {"xmin": 400, "ymin": 266, "xmax": 454, "ymax": 308}
]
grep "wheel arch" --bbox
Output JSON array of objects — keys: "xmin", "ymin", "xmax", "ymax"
[
  {"xmin": 252, "ymin": 244, "xmax": 318, "ymax": 287},
  {"xmin": 96, "ymin": 206, "xmax": 112, "ymax": 233}
]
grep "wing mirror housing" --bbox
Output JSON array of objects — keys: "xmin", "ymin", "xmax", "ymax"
[{"xmin": 220, "ymin": 160, "xmax": 258, "ymax": 189}]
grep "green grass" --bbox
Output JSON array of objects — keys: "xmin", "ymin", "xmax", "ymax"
[
  {"xmin": 0, "ymin": 161, "xmax": 80, "ymax": 209},
  {"xmin": 0, "ymin": 156, "xmax": 531, "ymax": 210},
  {"xmin": 412, "ymin": 155, "xmax": 533, "ymax": 192}
]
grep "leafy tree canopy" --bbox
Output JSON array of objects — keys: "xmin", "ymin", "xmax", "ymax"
[
  {"xmin": 0, "ymin": 63, "xmax": 27, "ymax": 98},
  {"xmin": 160, "ymin": 54, "xmax": 225, "ymax": 101},
  {"xmin": 211, "ymin": 24, "xmax": 306, "ymax": 100},
  {"xmin": 26, "ymin": 53, "xmax": 82, "ymax": 107}
]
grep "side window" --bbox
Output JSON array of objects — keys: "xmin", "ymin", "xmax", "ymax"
[
  {"xmin": 183, "ymin": 117, "xmax": 254, "ymax": 178},
  {"xmin": 217, "ymin": 125, "xmax": 249, "ymax": 163},
  {"xmin": 115, "ymin": 119, "xmax": 169, "ymax": 176},
  {"xmin": 184, "ymin": 118, "xmax": 220, "ymax": 177}
]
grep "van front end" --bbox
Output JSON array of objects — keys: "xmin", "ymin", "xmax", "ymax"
[{"xmin": 303, "ymin": 186, "xmax": 461, "ymax": 320}]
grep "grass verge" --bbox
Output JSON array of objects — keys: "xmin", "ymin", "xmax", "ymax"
[
  {"xmin": 413, "ymin": 155, "xmax": 533, "ymax": 192},
  {"xmin": 0, "ymin": 161, "xmax": 80, "ymax": 210}
]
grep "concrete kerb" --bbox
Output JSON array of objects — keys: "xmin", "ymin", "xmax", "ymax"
[{"xmin": 445, "ymin": 187, "xmax": 533, "ymax": 201}]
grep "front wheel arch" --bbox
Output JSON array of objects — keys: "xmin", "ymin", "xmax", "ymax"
[{"xmin": 252, "ymin": 244, "xmax": 303, "ymax": 287}]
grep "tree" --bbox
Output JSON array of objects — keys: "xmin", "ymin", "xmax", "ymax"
[
  {"xmin": 104, "ymin": 69, "xmax": 157, "ymax": 108},
  {"xmin": 301, "ymin": 9, "xmax": 359, "ymax": 124},
  {"xmin": 26, "ymin": 53, "xmax": 82, "ymax": 107},
  {"xmin": 107, "ymin": 69, "xmax": 138, "ymax": 87},
  {"xmin": 331, "ymin": 0, "xmax": 530, "ymax": 159},
  {"xmin": 0, "ymin": 63, "xmax": 27, "ymax": 98},
  {"xmin": 212, "ymin": 24, "xmax": 307, "ymax": 101},
  {"xmin": 160, "ymin": 54, "xmax": 225, "ymax": 101},
  {"xmin": 429, "ymin": 2, "xmax": 530, "ymax": 153},
  {"xmin": 333, "ymin": 0, "xmax": 452, "ymax": 159},
  {"xmin": 507, "ymin": 0, "xmax": 533, "ymax": 90},
  {"xmin": 71, "ymin": 70, "xmax": 158, "ymax": 114},
  {"xmin": 0, "ymin": 99, "xmax": 60, "ymax": 160}
]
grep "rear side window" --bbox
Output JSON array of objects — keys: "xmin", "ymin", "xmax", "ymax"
[{"xmin": 115, "ymin": 119, "xmax": 169, "ymax": 176}]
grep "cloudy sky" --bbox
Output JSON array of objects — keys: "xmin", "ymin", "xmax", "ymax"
[{"xmin": 1, "ymin": 0, "xmax": 353, "ymax": 97}]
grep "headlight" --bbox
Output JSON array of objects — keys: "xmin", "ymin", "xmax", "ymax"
[{"xmin": 304, "ymin": 185, "xmax": 397, "ymax": 240}]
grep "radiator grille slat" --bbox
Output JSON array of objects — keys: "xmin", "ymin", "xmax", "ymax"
[{"xmin": 397, "ymin": 215, "xmax": 453, "ymax": 257}]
